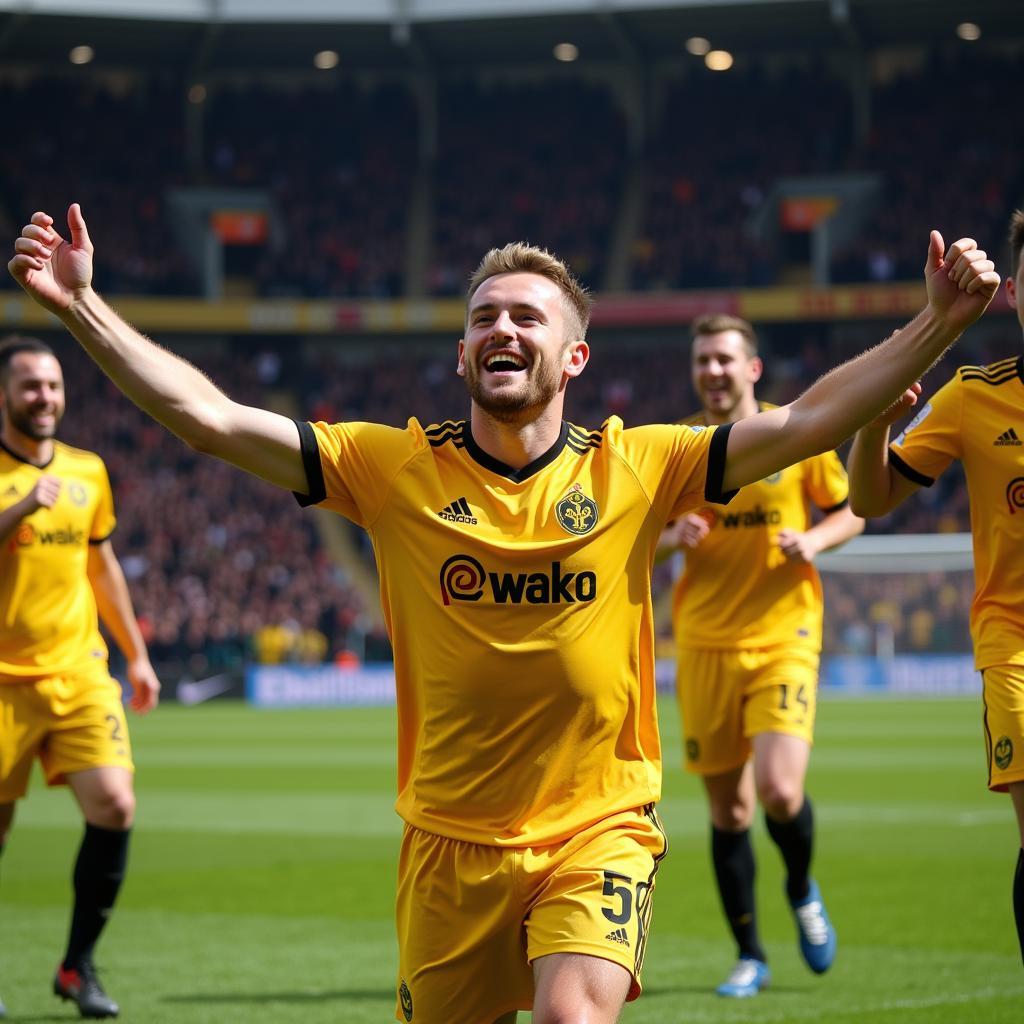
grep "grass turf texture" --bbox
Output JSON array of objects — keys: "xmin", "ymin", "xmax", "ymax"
[{"xmin": 2, "ymin": 696, "xmax": 1022, "ymax": 1023}]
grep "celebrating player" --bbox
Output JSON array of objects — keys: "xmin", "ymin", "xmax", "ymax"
[
  {"xmin": 658, "ymin": 314, "xmax": 862, "ymax": 997},
  {"xmin": 848, "ymin": 209, "xmax": 1024, "ymax": 967},
  {"xmin": 0, "ymin": 336, "xmax": 160, "ymax": 1019},
  {"xmin": 9, "ymin": 205, "xmax": 998, "ymax": 1024}
]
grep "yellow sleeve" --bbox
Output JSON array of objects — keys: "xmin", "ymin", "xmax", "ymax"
[
  {"xmin": 889, "ymin": 375, "xmax": 963, "ymax": 486},
  {"xmin": 293, "ymin": 418, "xmax": 422, "ymax": 527},
  {"xmin": 90, "ymin": 459, "xmax": 117, "ymax": 542},
  {"xmin": 802, "ymin": 449, "xmax": 850, "ymax": 511},
  {"xmin": 616, "ymin": 420, "xmax": 735, "ymax": 521}
]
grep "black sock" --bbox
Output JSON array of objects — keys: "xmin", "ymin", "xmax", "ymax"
[
  {"xmin": 1014, "ymin": 848, "xmax": 1024, "ymax": 966},
  {"xmin": 765, "ymin": 797, "xmax": 815, "ymax": 904},
  {"xmin": 63, "ymin": 825, "xmax": 131, "ymax": 971},
  {"xmin": 711, "ymin": 827, "xmax": 766, "ymax": 963}
]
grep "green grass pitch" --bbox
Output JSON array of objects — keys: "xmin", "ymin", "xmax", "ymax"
[{"xmin": 2, "ymin": 695, "xmax": 1022, "ymax": 1022}]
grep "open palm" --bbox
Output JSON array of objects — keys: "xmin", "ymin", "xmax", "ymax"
[{"xmin": 8, "ymin": 205, "xmax": 94, "ymax": 314}]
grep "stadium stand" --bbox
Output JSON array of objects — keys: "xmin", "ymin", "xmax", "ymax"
[{"xmin": 2, "ymin": 3, "xmax": 1022, "ymax": 677}]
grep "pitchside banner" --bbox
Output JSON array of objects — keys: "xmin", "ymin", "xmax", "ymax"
[
  {"xmin": 246, "ymin": 655, "xmax": 981, "ymax": 708},
  {"xmin": 247, "ymin": 664, "xmax": 397, "ymax": 707}
]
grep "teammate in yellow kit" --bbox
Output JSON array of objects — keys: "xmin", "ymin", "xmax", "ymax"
[
  {"xmin": 849, "ymin": 210, "xmax": 1024, "ymax": 966},
  {"xmin": 0, "ymin": 336, "xmax": 160, "ymax": 1019},
  {"xmin": 659, "ymin": 315, "xmax": 863, "ymax": 996},
  {"xmin": 9, "ymin": 203, "xmax": 998, "ymax": 1024}
]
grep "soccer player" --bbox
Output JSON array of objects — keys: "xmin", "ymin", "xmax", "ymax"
[
  {"xmin": 0, "ymin": 335, "xmax": 160, "ymax": 1019},
  {"xmin": 848, "ymin": 208, "xmax": 1024, "ymax": 967},
  {"xmin": 659, "ymin": 314, "xmax": 863, "ymax": 997},
  {"xmin": 9, "ymin": 206, "xmax": 997, "ymax": 1024}
]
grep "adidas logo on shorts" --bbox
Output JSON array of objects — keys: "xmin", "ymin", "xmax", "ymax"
[
  {"xmin": 605, "ymin": 927, "xmax": 630, "ymax": 947},
  {"xmin": 994, "ymin": 428, "xmax": 1022, "ymax": 446}
]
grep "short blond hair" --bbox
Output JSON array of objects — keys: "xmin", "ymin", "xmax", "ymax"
[
  {"xmin": 690, "ymin": 313, "xmax": 758, "ymax": 358},
  {"xmin": 467, "ymin": 243, "xmax": 593, "ymax": 344}
]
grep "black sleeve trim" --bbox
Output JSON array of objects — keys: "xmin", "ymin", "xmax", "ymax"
[
  {"xmin": 88, "ymin": 528, "xmax": 116, "ymax": 546},
  {"xmin": 819, "ymin": 498, "xmax": 850, "ymax": 514},
  {"xmin": 704, "ymin": 422, "xmax": 739, "ymax": 505},
  {"xmin": 889, "ymin": 448, "xmax": 934, "ymax": 488},
  {"xmin": 292, "ymin": 420, "xmax": 328, "ymax": 508}
]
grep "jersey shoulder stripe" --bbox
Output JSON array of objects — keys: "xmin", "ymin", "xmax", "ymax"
[
  {"xmin": 960, "ymin": 356, "xmax": 1023, "ymax": 386},
  {"xmin": 425, "ymin": 420, "xmax": 467, "ymax": 449},
  {"xmin": 566, "ymin": 422, "xmax": 604, "ymax": 454}
]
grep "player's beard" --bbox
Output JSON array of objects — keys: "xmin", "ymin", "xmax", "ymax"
[
  {"xmin": 5, "ymin": 401, "xmax": 62, "ymax": 440},
  {"xmin": 463, "ymin": 359, "xmax": 564, "ymax": 424}
]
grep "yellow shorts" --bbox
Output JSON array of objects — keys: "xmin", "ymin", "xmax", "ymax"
[
  {"xmin": 982, "ymin": 665, "xmax": 1024, "ymax": 792},
  {"xmin": 676, "ymin": 646, "xmax": 819, "ymax": 776},
  {"xmin": 394, "ymin": 805, "xmax": 667, "ymax": 1024},
  {"xmin": 0, "ymin": 666, "xmax": 133, "ymax": 802}
]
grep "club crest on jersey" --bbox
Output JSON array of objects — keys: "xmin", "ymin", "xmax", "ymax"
[
  {"xmin": 995, "ymin": 736, "xmax": 1013, "ymax": 771},
  {"xmin": 556, "ymin": 484, "xmax": 599, "ymax": 536},
  {"xmin": 399, "ymin": 979, "xmax": 413, "ymax": 1021},
  {"xmin": 68, "ymin": 482, "xmax": 88, "ymax": 506}
]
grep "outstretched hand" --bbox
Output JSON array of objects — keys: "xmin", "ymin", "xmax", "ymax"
[
  {"xmin": 924, "ymin": 230, "xmax": 1000, "ymax": 334},
  {"xmin": 8, "ymin": 204, "xmax": 94, "ymax": 314}
]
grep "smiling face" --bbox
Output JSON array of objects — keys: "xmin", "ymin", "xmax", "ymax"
[
  {"xmin": 691, "ymin": 329, "xmax": 762, "ymax": 422},
  {"xmin": 458, "ymin": 272, "xmax": 588, "ymax": 423},
  {"xmin": 0, "ymin": 351, "xmax": 65, "ymax": 443}
]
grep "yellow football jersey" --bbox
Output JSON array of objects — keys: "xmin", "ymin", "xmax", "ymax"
[
  {"xmin": 889, "ymin": 355, "xmax": 1024, "ymax": 669},
  {"xmin": 672, "ymin": 406, "xmax": 850, "ymax": 651},
  {"xmin": 296, "ymin": 415, "xmax": 732, "ymax": 846},
  {"xmin": 0, "ymin": 440, "xmax": 115, "ymax": 679}
]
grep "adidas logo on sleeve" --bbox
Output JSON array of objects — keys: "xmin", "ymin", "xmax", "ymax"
[{"xmin": 995, "ymin": 428, "xmax": 1023, "ymax": 447}]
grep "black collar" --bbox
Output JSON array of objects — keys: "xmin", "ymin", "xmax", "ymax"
[
  {"xmin": 463, "ymin": 421, "xmax": 570, "ymax": 482},
  {"xmin": 0, "ymin": 434, "xmax": 54, "ymax": 469}
]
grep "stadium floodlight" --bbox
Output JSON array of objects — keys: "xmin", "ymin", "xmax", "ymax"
[
  {"xmin": 685, "ymin": 36, "xmax": 711, "ymax": 56},
  {"xmin": 69, "ymin": 45, "xmax": 94, "ymax": 65},
  {"xmin": 705, "ymin": 49, "xmax": 733, "ymax": 71},
  {"xmin": 313, "ymin": 49, "xmax": 340, "ymax": 69},
  {"xmin": 956, "ymin": 22, "xmax": 982, "ymax": 41},
  {"xmin": 553, "ymin": 42, "xmax": 579, "ymax": 62}
]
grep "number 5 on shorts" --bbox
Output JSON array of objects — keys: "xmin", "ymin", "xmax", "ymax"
[{"xmin": 601, "ymin": 871, "xmax": 633, "ymax": 925}]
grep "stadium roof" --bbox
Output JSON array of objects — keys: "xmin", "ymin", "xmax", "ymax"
[{"xmin": 0, "ymin": 0, "xmax": 1020, "ymax": 73}]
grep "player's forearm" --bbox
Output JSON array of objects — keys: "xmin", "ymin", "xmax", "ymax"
[
  {"xmin": 806, "ymin": 505, "xmax": 864, "ymax": 553},
  {"xmin": 60, "ymin": 288, "xmax": 234, "ymax": 450},
  {"xmin": 0, "ymin": 494, "xmax": 38, "ymax": 544},
  {"xmin": 89, "ymin": 554, "xmax": 150, "ymax": 664},
  {"xmin": 791, "ymin": 306, "xmax": 956, "ymax": 454},
  {"xmin": 847, "ymin": 424, "xmax": 902, "ymax": 517},
  {"xmin": 724, "ymin": 307, "xmax": 963, "ymax": 492}
]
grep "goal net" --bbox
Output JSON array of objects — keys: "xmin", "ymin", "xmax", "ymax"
[{"xmin": 818, "ymin": 532, "xmax": 977, "ymax": 695}]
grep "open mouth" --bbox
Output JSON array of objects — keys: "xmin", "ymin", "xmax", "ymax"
[{"xmin": 483, "ymin": 351, "xmax": 528, "ymax": 375}]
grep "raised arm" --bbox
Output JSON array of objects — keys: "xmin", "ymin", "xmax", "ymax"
[
  {"xmin": 8, "ymin": 205, "xmax": 307, "ymax": 494},
  {"xmin": 721, "ymin": 232, "xmax": 999, "ymax": 493},
  {"xmin": 846, "ymin": 387, "xmax": 925, "ymax": 517}
]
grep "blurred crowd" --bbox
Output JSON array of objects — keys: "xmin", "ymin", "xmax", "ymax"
[
  {"xmin": 35, "ymin": 304, "xmax": 1012, "ymax": 676},
  {"xmin": 5, "ymin": 43, "xmax": 1017, "ymax": 673},
  {"xmin": 1, "ymin": 48, "xmax": 1020, "ymax": 300},
  {"xmin": 52, "ymin": 343, "xmax": 367, "ymax": 679}
]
